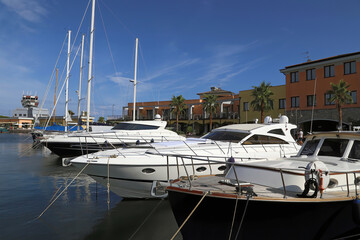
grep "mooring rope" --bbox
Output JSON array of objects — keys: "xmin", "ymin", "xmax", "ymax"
[
  {"xmin": 36, "ymin": 162, "xmax": 90, "ymax": 219},
  {"xmin": 170, "ymin": 191, "xmax": 209, "ymax": 240},
  {"xmin": 234, "ymin": 194, "xmax": 251, "ymax": 239},
  {"xmin": 333, "ymin": 233, "xmax": 360, "ymax": 240},
  {"xmin": 128, "ymin": 199, "xmax": 164, "ymax": 240},
  {"xmin": 228, "ymin": 194, "xmax": 239, "ymax": 240},
  {"xmin": 48, "ymin": 170, "xmax": 75, "ymax": 203}
]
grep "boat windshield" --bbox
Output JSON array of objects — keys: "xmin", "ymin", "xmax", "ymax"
[
  {"xmin": 318, "ymin": 138, "xmax": 349, "ymax": 157},
  {"xmin": 243, "ymin": 135, "xmax": 289, "ymax": 145},
  {"xmin": 202, "ymin": 131, "xmax": 249, "ymax": 143},
  {"xmin": 300, "ymin": 139, "xmax": 320, "ymax": 156},
  {"xmin": 349, "ymin": 140, "xmax": 360, "ymax": 160},
  {"xmin": 111, "ymin": 123, "xmax": 160, "ymax": 130}
]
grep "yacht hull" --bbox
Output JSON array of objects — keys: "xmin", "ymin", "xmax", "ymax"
[
  {"xmin": 43, "ymin": 142, "xmax": 125, "ymax": 157},
  {"xmin": 168, "ymin": 188, "xmax": 360, "ymax": 240},
  {"xmin": 71, "ymin": 161, "xmax": 226, "ymax": 198}
]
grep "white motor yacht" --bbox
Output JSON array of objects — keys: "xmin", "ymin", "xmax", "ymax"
[
  {"xmin": 41, "ymin": 115, "xmax": 184, "ymax": 157},
  {"xmin": 71, "ymin": 116, "xmax": 300, "ymax": 198}
]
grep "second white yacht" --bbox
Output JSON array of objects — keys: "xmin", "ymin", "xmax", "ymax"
[{"xmin": 71, "ymin": 116, "xmax": 301, "ymax": 198}]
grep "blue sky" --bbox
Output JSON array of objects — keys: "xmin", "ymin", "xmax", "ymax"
[{"xmin": 0, "ymin": 0, "xmax": 359, "ymax": 119}]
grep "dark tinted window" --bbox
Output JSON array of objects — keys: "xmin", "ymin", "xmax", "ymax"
[
  {"xmin": 267, "ymin": 129, "xmax": 285, "ymax": 135},
  {"xmin": 112, "ymin": 123, "xmax": 160, "ymax": 130},
  {"xmin": 202, "ymin": 131, "xmax": 249, "ymax": 143},
  {"xmin": 318, "ymin": 139, "xmax": 349, "ymax": 157},
  {"xmin": 349, "ymin": 140, "xmax": 360, "ymax": 160},
  {"xmin": 243, "ymin": 135, "xmax": 289, "ymax": 145},
  {"xmin": 300, "ymin": 139, "xmax": 320, "ymax": 156}
]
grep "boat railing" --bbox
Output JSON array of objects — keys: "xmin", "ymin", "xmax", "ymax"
[{"xmin": 158, "ymin": 153, "xmax": 360, "ymax": 199}]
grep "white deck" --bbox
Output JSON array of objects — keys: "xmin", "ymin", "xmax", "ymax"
[{"xmin": 171, "ymin": 175, "xmax": 357, "ymax": 202}]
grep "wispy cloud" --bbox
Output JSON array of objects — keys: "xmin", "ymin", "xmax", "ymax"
[
  {"xmin": 194, "ymin": 41, "xmax": 263, "ymax": 86},
  {"xmin": 107, "ymin": 73, "xmax": 133, "ymax": 87},
  {"xmin": 0, "ymin": 0, "xmax": 48, "ymax": 23},
  {"xmin": 142, "ymin": 58, "xmax": 200, "ymax": 82}
]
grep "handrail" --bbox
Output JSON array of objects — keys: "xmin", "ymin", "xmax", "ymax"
[{"xmin": 162, "ymin": 153, "xmax": 360, "ymax": 200}]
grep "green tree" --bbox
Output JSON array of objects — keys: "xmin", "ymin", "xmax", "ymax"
[
  {"xmin": 250, "ymin": 81, "xmax": 274, "ymax": 123},
  {"xmin": 170, "ymin": 95, "xmax": 187, "ymax": 132},
  {"xmin": 202, "ymin": 94, "xmax": 219, "ymax": 131},
  {"xmin": 98, "ymin": 116, "xmax": 105, "ymax": 123},
  {"xmin": 327, "ymin": 79, "xmax": 353, "ymax": 130}
]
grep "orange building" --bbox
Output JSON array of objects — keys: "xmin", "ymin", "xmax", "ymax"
[
  {"xmin": 122, "ymin": 87, "xmax": 240, "ymax": 134},
  {"xmin": 0, "ymin": 117, "xmax": 33, "ymax": 129},
  {"xmin": 280, "ymin": 51, "xmax": 360, "ymax": 132}
]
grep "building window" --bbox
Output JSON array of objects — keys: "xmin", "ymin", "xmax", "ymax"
[
  {"xmin": 306, "ymin": 68, "xmax": 316, "ymax": 80},
  {"xmin": 291, "ymin": 96, "xmax": 299, "ymax": 108},
  {"xmin": 307, "ymin": 95, "xmax": 316, "ymax": 107},
  {"xmin": 344, "ymin": 61, "xmax": 356, "ymax": 75},
  {"xmin": 14, "ymin": 114, "xmax": 17, "ymax": 116},
  {"xmin": 325, "ymin": 93, "xmax": 335, "ymax": 105},
  {"xmin": 279, "ymin": 99, "xmax": 286, "ymax": 109},
  {"xmin": 349, "ymin": 91, "xmax": 357, "ymax": 104},
  {"xmin": 290, "ymin": 71, "xmax": 299, "ymax": 83},
  {"xmin": 324, "ymin": 65, "xmax": 335, "ymax": 78},
  {"xmin": 268, "ymin": 100, "xmax": 273, "ymax": 109},
  {"xmin": 243, "ymin": 102, "xmax": 249, "ymax": 111}
]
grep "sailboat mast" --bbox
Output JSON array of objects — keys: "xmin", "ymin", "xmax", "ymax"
[
  {"xmin": 78, "ymin": 34, "xmax": 85, "ymax": 131},
  {"xmin": 86, "ymin": 0, "xmax": 95, "ymax": 132},
  {"xmin": 65, "ymin": 30, "xmax": 71, "ymax": 132},
  {"xmin": 132, "ymin": 38, "xmax": 138, "ymax": 121},
  {"xmin": 53, "ymin": 68, "xmax": 58, "ymax": 124}
]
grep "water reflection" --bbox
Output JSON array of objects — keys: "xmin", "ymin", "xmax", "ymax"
[
  {"xmin": 0, "ymin": 133, "xmax": 182, "ymax": 240},
  {"xmin": 85, "ymin": 199, "xmax": 182, "ymax": 240}
]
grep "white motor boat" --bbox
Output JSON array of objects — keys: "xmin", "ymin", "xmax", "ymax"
[
  {"xmin": 166, "ymin": 131, "xmax": 360, "ymax": 239},
  {"xmin": 71, "ymin": 116, "xmax": 300, "ymax": 198},
  {"xmin": 41, "ymin": 115, "xmax": 184, "ymax": 157},
  {"xmin": 225, "ymin": 131, "xmax": 360, "ymax": 193}
]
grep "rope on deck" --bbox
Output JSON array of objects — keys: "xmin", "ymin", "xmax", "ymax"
[{"xmin": 170, "ymin": 191, "xmax": 209, "ymax": 240}]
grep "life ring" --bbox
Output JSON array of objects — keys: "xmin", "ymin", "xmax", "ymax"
[{"xmin": 300, "ymin": 161, "xmax": 330, "ymax": 197}]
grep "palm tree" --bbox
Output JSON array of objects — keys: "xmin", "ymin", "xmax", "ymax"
[
  {"xmin": 98, "ymin": 116, "xmax": 105, "ymax": 123},
  {"xmin": 250, "ymin": 81, "xmax": 274, "ymax": 123},
  {"xmin": 202, "ymin": 94, "xmax": 219, "ymax": 131},
  {"xmin": 327, "ymin": 79, "xmax": 353, "ymax": 130},
  {"xmin": 170, "ymin": 95, "xmax": 187, "ymax": 132}
]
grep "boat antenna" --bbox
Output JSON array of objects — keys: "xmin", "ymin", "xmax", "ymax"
[
  {"xmin": 86, "ymin": 0, "xmax": 95, "ymax": 132},
  {"xmin": 132, "ymin": 38, "xmax": 139, "ymax": 121}
]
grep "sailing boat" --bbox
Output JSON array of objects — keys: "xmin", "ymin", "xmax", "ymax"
[
  {"xmin": 40, "ymin": 3, "xmax": 184, "ymax": 157},
  {"xmin": 32, "ymin": 31, "xmax": 81, "ymax": 142}
]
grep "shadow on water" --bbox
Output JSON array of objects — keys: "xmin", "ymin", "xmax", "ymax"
[{"xmin": 85, "ymin": 199, "xmax": 182, "ymax": 240}]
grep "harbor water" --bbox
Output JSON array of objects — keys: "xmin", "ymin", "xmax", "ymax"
[{"xmin": 0, "ymin": 133, "xmax": 181, "ymax": 240}]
